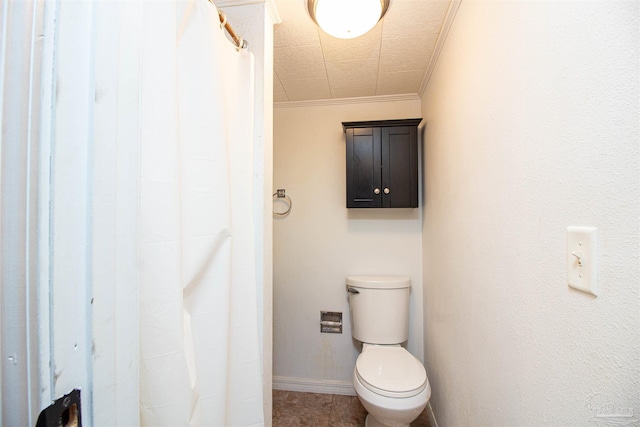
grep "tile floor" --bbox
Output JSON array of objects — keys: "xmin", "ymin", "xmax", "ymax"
[{"xmin": 272, "ymin": 390, "xmax": 431, "ymax": 427}]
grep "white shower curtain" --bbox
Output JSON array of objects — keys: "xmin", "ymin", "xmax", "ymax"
[{"xmin": 140, "ymin": 1, "xmax": 264, "ymax": 425}]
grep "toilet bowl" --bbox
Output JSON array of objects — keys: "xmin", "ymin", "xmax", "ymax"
[
  {"xmin": 353, "ymin": 344, "xmax": 430, "ymax": 427},
  {"xmin": 346, "ymin": 276, "xmax": 431, "ymax": 427}
]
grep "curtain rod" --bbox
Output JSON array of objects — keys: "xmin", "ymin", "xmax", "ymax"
[{"xmin": 209, "ymin": 0, "xmax": 248, "ymax": 49}]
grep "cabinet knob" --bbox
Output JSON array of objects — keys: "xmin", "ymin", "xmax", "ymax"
[
  {"xmin": 384, "ymin": 187, "xmax": 390, "ymax": 194},
  {"xmin": 373, "ymin": 188, "xmax": 381, "ymax": 195}
]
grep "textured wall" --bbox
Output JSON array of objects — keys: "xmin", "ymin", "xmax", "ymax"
[
  {"xmin": 273, "ymin": 99, "xmax": 423, "ymax": 388},
  {"xmin": 421, "ymin": 1, "xmax": 639, "ymax": 425}
]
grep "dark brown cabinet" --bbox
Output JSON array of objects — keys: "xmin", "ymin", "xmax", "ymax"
[{"xmin": 342, "ymin": 119, "xmax": 422, "ymax": 208}]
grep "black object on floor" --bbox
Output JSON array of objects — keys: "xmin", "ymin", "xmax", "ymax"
[{"xmin": 35, "ymin": 388, "xmax": 81, "ymax": 427}]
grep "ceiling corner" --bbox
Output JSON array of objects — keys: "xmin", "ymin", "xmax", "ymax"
[
  {"xmin": 418, "ymin": 0, "xmax": 463, "ymax": 98},
  {"xmin": 265, "ymin": 0, "xmax": 281, "ymax": 24}
]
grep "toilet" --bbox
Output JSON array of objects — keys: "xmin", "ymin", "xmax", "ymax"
[{"xmin": 347, "ymin": 276, "xmax": 430, "ymax": 427}]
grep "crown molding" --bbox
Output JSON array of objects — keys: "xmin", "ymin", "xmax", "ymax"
[
  {"xmin": 215, "ymin": 0, "xmax": 281, "ymax": 24},
  {"xmin": 418, "ymin": 0, "xmax": 462, "ymax": 97},
  {"xmin": 215, "ymin": 0, "xmax": 262, "ymax": 5},
  {"xmin": 274, "ymin": 93, "xmax": 421, "ymax": 109},
  {"xmin": 265, "ymin": 0, "xmax": 281, "ymax": 24}
]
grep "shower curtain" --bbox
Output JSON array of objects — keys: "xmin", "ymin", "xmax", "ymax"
[{"xmin": 140, "ymin": 1, "xmax": 264, "ymax": 425}]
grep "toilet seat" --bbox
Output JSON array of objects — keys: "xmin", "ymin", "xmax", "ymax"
[{"xmin": 355, "ymin": 346, "xmax": 427, "ymax": 398}]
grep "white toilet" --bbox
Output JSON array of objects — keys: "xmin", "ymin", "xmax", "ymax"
[{"xmin": 347, "ymin": 276, "xmax": 430, "ymax": 427}]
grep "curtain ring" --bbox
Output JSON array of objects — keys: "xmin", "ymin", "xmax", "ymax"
[
  {"xmin": 273, "ymin": 190, "xmax": 292, "ymax": 217},
  {"xmin": 219, "ymin": 10, "xmax": 227, "ymax": 29}
]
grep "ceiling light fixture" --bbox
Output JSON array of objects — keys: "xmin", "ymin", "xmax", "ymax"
[{"xmin": 308, "ymin": 0, "xmax": 390, "ymax": 40}]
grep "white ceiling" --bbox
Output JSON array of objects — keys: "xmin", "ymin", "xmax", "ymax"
[{"xmin": 273, "ymin": 0, "xmax": 452, "ymax": 103}]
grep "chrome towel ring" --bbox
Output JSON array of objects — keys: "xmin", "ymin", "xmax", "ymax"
[{"xmin": 273, "ymin": 189, "xmax": 292, "ymax": 217}]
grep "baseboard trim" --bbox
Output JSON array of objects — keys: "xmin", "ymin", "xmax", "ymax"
[
  {"xmin": 273, "ymin": 376, "xmax": 356, "ymax": 396},
  {"xmin": 426, "ymin": 401, "xmax": 439, "ymax": 427}
]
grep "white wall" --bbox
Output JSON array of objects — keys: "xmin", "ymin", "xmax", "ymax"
[
  {"xmin": 273, "ymin": 97, "xmax": 423, "ymax": 392},
  {"xmin": 47, "ymin": 2, "xmax": 142, "ymax": 425},
  {"xmin": 0, "ymin": 1, "xmax": 47, "ymax": 423},
  {"xmin": 421, "ymin": 1, "xmax": 639, "ymax": 426},
  {"xmin": 0, "ymin": 1, "xmax": 143, "ymax": 424}
]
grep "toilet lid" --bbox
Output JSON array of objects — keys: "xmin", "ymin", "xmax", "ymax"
[{"xmin": 355, "ymin": 346, "xmax": 427, "ymax": 397}]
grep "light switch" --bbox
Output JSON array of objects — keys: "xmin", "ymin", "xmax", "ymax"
[{"xmin": 567, "ymin": 226, "xmax": 598, "ymax": 296}]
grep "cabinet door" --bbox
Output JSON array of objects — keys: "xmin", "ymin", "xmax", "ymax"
[
  {"xmin": 346, "ymin": 127, "xmax": 382, "ymax": 208},
  {"xmin": 381, "ymin": 126, "xmax": 418, "ymax": 208}
]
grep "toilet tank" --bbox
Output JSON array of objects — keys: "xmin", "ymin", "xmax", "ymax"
[{"xmin": 346, "ymin": 276, "xmax": 410, "ymax": 344}]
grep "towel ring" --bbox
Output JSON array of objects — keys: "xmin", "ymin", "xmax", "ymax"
[{"xmin": 273, "ymin": 189, "xmax": 292, "ymax": 216}]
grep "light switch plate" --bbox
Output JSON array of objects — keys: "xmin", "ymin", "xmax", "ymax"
[{"xmin": 567, "ymin": 226, "xmax": 598, "ymax": 296}]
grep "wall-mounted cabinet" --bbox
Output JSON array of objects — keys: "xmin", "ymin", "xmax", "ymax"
[{"xmin": 342, "ymin": 119, "xmax": 422, "ymax": 208}]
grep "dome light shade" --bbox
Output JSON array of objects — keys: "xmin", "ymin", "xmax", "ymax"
[{"xmin": 308, "ymin": 0, "xmax": 390, "ymax": 39}]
